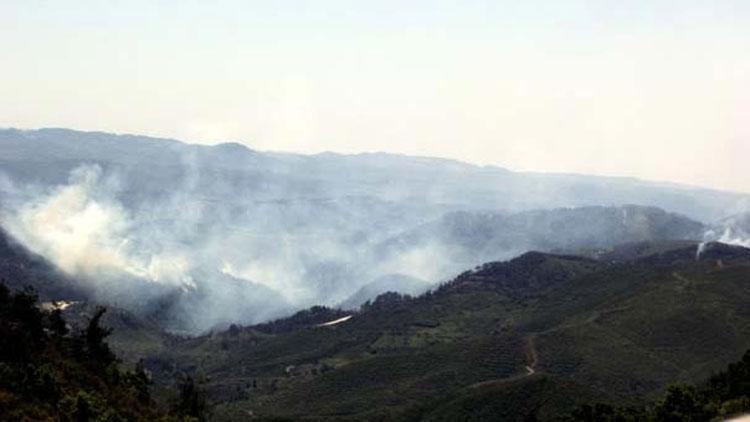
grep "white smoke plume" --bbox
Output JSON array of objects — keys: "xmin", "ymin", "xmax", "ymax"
[
  {"xmin": 697, "ymin": 211, "xmax": 750, "ymax": 259},
  {"xmin": 705, "ymin": 212, "xmax": 750, "ymax": 248},
  {"xmin": 4, "ymin": 165, "xmax": 194, "ymax": 287},
  {"xmin": 716, "ymin": 228, "xmax": 750, "ymax": 248},
  {"xmin": 1, "ymin": 145, "xmax": 744, "ymax": 333},
  {"xmin": 0, "ymin": 163, "xmax": 457, "ymax": 333}
]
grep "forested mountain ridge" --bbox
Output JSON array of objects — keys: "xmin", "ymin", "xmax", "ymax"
[
  {"xmin": 2, "ymin": 128, "xmax": 747, "ymax": 223},
  {"xmin": 2, "ymin": 128, "xmax": 750, "ymax": 420},
  {"xmin": 2, "ymin": 212, "xmax": 750, "ymax": 420},
  {"xmin": 112, "ymin": 241, "xmax": 750, "ymax": 421}
]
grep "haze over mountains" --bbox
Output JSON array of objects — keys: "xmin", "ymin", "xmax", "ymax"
[
  {"xmin": 5, "ymin": 1, "xmax": 750, "ymax": 418},
  {"xmin": 1, "ymin": 128, "xmax": 749, "ymax": 333}
]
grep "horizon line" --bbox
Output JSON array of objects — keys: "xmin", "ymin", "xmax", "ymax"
[{"xmin": 4, "ymin": 125, "xmax": 749, "ymax": 197}]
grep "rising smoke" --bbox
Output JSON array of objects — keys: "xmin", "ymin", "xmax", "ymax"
[
  {"xmin": 1, "ymin": 130, "xmax": 749, "ymax": 333},
  {"xmin": 697, "ymin": 213, "xmax": 750, "ymax": 259},
  {"xmin": 0, "ymin": 163, "xmax": 455, "ymax": 332}
]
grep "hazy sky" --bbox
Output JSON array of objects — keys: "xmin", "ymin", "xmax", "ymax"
[{"xmin": 2, "ymin": 1, "xmax": 749, "ymax": 192}]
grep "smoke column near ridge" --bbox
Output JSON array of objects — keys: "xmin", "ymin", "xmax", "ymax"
[
  {"xmin": 0, "ymin": 144, "xmax": 747, "ymax": 333},
  {"xmin": 0, "ymin": 164, "xmax": 468, "ymax": 332}
]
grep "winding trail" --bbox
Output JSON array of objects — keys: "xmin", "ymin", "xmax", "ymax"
[
  {"xmin": 469, "ymin": 335, "xmax": 539, "ymax": 389},
  {"xmin": 469, "ymin": 304, "xmax": 632, "ymax": 389}
]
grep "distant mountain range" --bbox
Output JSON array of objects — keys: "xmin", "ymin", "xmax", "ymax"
[
  {"xmin": 1, "ymin": 128, "xmax": 748, "ymax": 221},
  {"xmin": 1, "ymin": 128, "xmax": 749, "ymax": 333},
  {"xmin": 374, "ymin": 205, "xmax": 707, "ymax": 275},
  {"xmin": 1, "ymin": 130, "xmax": 749, "ymax": 419}
]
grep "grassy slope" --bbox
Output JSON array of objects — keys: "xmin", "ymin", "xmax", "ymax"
[
  {"xmin": 529, "ymin": 253, "xmax": 750, "ymax": 400},
  {"xmin": 111, "ymin": 243, "xmax": 750, "ymax": 421},
  {"xmin": 159, "ymin": 287, "xmax": 531, "ymax": 420}
]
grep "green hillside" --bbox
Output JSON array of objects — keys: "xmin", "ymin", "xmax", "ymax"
[
  {"xmin": 121, "ymin": 241, "xmax": 750, "ymax": 420},
  {"xmin": 3, "ymin": 232, "xmax": 749, "ymax": 420}
]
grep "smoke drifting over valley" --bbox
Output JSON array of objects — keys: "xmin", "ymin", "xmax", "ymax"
[
  {"xmin": 1, "ymin": 128, "xmax": 749, "ymax": 333},
  {"xmin": 1, "ymin": 162, "xmax": 382, "ymax": 331}
]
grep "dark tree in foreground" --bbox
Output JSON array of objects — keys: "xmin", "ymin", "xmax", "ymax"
[
  {"xmin": 565, "ymin": 351, "xmax": 750, "ymax": 421},
  {"xmin": 0, "ymin": 282, "xmax": 173, "ymax": 421},
  {"xmin": 84, "ymin": 306, "xmax": 116, "ymax": 365}
]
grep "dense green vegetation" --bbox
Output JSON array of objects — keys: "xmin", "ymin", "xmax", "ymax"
[
  {"xmin": 404, "ymin": 349, "xmax": 750, "ymax": 421},
  {"xmin": 564, "ymin": 349, "xmax": 750, "ymax": 421},
  {"xmin": 3, "ymin": 239, "xmax": 750, "ymax": 421},
  {"xmin": 0, "ymin": 282, "xmax": 208, "ymax": 421},
  {"xmin": 118, "ymin": 241, "xmax": 750, "ymax": 421}
]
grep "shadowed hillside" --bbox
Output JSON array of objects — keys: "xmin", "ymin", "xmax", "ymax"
[
  {"xmin": 0, "ymin": 226, "xmax": 86, "ymax": 301},
  {"xmin": 3, "ymin": 214, "xmax": 750, "ymax": 420},
  {"xmin": 108, "ymin": 241, "xmax": 750, "ymax": 421},
  {"xmin": 0, "ymin": 283, "xmax": 180, "ymax": 421}
]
